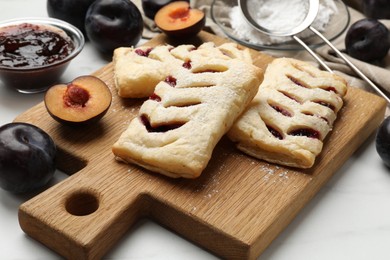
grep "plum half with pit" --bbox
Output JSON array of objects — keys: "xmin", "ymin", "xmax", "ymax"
[
  {"xmin": 44, "ymin": 75, "xmax": 112, "ymax": 126},
  {"xmin": 47, "ymin": 0, "xmax": 96, "ymax": 35},
  {"xmin": 154, "ymin": 1, "xmax": 205, "ymax": 38},
  {"xmin": 345, "ymin": 18, "xmax": 390, "ymax": 62},
  {"xmin": 0, "ymin": 123, "xmax": 56, "ymax": 193},
  {"xmin": 85, "ymin": 0, "xmax": 143, "ymax": 54}
]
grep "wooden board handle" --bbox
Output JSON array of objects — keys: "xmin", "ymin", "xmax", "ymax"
[{"xmin": 19, "ymin": 167, "xmax": 149, "ymax": 259}]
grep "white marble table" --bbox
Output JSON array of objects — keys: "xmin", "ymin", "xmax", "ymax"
[{"xmin": 1, "ymin": 0, "xmax": 390, "ymax": 259}]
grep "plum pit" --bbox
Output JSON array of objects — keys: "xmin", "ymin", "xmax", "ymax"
[
  {"xmin": 169, "ymin": 7, "xmax": 190, "ymax": 21},
  {"xmin": 64, "ymin": 84, "xmax": 90, "ymax": 108}
]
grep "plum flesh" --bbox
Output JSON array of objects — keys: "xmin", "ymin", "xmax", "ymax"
[{"xmin": 142, "ymin": 0, "xmax": 189, "ymax": 19}]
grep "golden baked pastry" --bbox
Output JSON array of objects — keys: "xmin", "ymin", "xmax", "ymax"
[
  {"xmin": 112, "ymin": 42, "xmax": 262, "ymax": 178},
  {"xmin": 228, "ymin": 58, "xmax": 348, "ymax": 168},
  {"xmin": 113, "ymin": 42, "xmax": 254, "ymax": 98}
]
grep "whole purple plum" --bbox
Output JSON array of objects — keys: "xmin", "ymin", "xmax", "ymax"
[
  {"xmin": 376, "ymin": 116, "xmax": 390, "ymax": 167},
  {"xmin": 345, "ymin": 18, "xmax": 390, "ymax": 61},
  {"xmin": 363, "ymin": 0, "xmax": 390, "ymax": 19},
  {"xmin": 85, "ymin": 0, "xmax": 143, "ymax": 54},
  {"xmin": 47, "ymin": 0, "xmax": 96, "ymax": 35},
  {"xmin": 0, "ymin": 123, "xmax": 56, "ymax": 193}
]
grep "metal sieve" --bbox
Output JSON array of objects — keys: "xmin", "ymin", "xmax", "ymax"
[{"xmin": 239, "ymin": 0, "xmax": 390, "ymax": 103}]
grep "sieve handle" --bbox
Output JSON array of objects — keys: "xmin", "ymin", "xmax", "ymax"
[
  {"xmin": 309, "ymin": 26, "xmax": 390, "ymax": 104},
  {"xmin": 292, "ymin": 35, "xmax": 333, "ymax": 73}
]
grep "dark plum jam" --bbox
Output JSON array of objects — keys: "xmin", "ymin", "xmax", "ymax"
[
  {"xmin": 266, "ymin": 125, "xmax": 283, "ymax": 140},
  {"xmin": 135, "ymin": 47, "xmax": 153, "ymax": 57},
  {"xmin": 0, "ymin": 23, "xmax": 75, "ymax": 68},
  {"xmin": 149, "ymin": 93, "xmax": 161, "ymax": 101},
  {"xmin": 288, "ymin": 128, "xmax": 320, "ymax": 139},
  {"xmin": 182, "ymin": 60, "xmax": 192, "ymax": 69},
  {"xmin": 164, "ymin": 75, "xmax": 177, "ymax": 87}
]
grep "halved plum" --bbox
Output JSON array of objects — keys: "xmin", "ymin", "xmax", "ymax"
[
  {"xmin": 44, "ymin": 75, "xmax": 112, "ymax": 125},
  {"xmin": 154, "ymin": 1, "xmax": 205, "ymax": 38}
]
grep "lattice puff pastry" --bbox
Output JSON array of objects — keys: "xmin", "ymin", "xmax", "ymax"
[
  {"xmin": 113, "ymin": 42, "xmax": 253, "ymax": 98},
  {"xmin": 112, "ymin": 43, "xmax": 262, "ymax": 178},
  {"xmin": 228, "ymin": 58, "xmax": 348, "ymax": 169}
]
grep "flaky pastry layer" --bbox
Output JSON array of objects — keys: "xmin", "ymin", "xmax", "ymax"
[
  {"xmin": 112, "ymin": 42, "xmax": 262, "ymax": 178},
  {"xmin": 228, "ymin": 58, "xmax": 348, "ymax": 168}
]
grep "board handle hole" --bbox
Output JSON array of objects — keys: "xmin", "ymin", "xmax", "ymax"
[{"xmin": 65, "ymin": 191, "xmax": 99, "ymax": 216}]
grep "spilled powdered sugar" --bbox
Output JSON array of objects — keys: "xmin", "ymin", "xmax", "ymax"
[
  {"xmin": 229, "ymin": 0, "xmax": 338, "ymax": 45},
  {"xmin": 260, "ymin": 164, "xmax": 290, "ymax": 183}
]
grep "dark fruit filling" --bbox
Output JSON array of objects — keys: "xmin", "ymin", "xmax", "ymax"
[
  {"xmin": 194, "ymin": 69, "xmax": 219, "ymax": 73},
  {"xmin": 220, "ymin": 50, "xmax": 230, "ymax": 57},
  {"xmin": 313, "ymin": 100, "xmax": 335, "ymax": 111},
  {"xmin": 288, "ymin": 128, "xmax": 320, "ymax": 139},
  {"xmin": 278, "ymin": 90, "xmax": 301, "ymax": 103},
  {"xmin": 291, "ymin": 63, "xmax": 315, "ymax": 77},
  {"xmin": 169, "ymin": 100, "xmax": 201, "ymax": 107},
  {"xmin": 63, "ymin": 84, "xmax": 90, "ymax": 108},
  {"xmin": 182, "ymin": 60, "xmax": 192, "ymax": 69},
  {"xmin": 266, "ymin": 125, "xmax": 283, "ymax": 140},
  {"xmin": 149, "ymin": 93, "xmax": 161, "ymax": 101},
  {"xmin": 323, "ymin": 86, "xmax": 338, "ymax": 93},
  {"xmin": 140, "ymin": 114, "xmax": 184, "ymax": 133},
  {"xmin": 287, "ymin": 75, "xmax": 307, "ymax": 88},
  {"xmin": 135, "ymin": 48, "xmax": 153, "ymax": 57},
  {"xmin": 270, "ymin": 104, "xmax": 292, "ymax": 117},
  {"xmin": 164, "ymin": 75, "xmax": 177, "ymax": 87},
  {"xmin": 302, "ymin": 112, "xmax": 329, "ymax": 124},
  {"xmin": 0, "ymin": 23, "xmax": 75, "ymax": 68}
]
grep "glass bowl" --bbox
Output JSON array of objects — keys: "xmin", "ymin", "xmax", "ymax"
[
  {"xmin": 0, "ymin": 17, "xmax": 84, "ymax": 94},
  {"xmin": 210, "ymin": 0, "xmax": 350, "ymax": 51}
]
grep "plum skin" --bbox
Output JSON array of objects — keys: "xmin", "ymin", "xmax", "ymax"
[
  {"xmin": 376, "ymin": 116, "xmax": 390, "ymax": 167},
  {"xmin": 142, "ymin": 0, "xmax": 189, "ymax": 20},
  {"xmin": 345, "ymin": 18, "xmax": 390, "ymax": 62},
  {"xmin": 0, "ymin": 123, "xmax": 56, "ymax": 193},
  {"xmin": 363, "ymin": 0, "xmax": 390, "ymax": 19},
  {"xmin": 47, "ymin": 0, "xmax": 96, "ymax": 35},
  {"xmin": 85, "ymin": 0, "xmax": 143, "ymax": 54}
]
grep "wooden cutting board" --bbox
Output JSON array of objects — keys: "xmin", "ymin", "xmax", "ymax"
[{"xmin": 16, "ymin": 31, "xmax": 386, "ymax": 260}]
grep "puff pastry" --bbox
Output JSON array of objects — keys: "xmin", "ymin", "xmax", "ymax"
[
  {"xmin": 112, "ymin": 42, "xmax": 262, "ymax": 178},
  {"xmin": 228, "ymin": 58, "xmax": 348, "ymax": 168},
  {"xmin": 113, "ymin": 42, "xmax": 254, "ymax": 98}
]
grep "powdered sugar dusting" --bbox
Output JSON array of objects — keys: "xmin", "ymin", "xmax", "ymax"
[
  {"xmin": 259, "ymin": 163, "xmax": 293, "ymax": 184},
  {"xmin": 229, "ymin": 0, "xmax": 337, "ymax": 45}
]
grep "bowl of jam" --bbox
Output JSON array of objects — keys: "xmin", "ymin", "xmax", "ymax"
[{"xmin": 0, "ymin": 17, "xmax": 84, "ymax": 94}]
